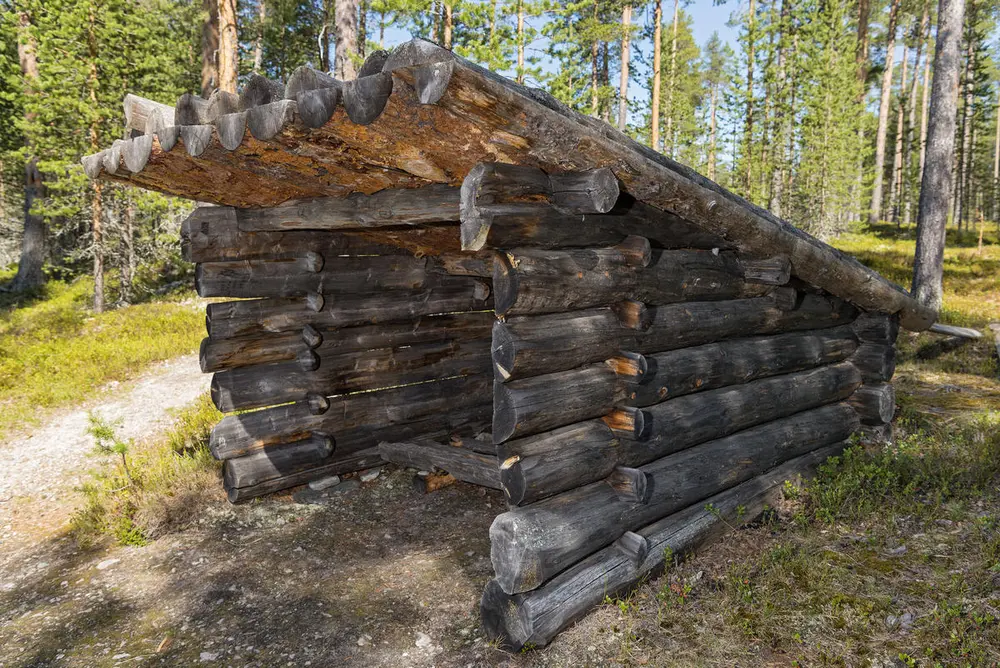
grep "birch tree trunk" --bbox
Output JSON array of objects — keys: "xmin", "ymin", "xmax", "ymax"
[
  {"xmin": 913, "ymin": 0, "xmax": 967, "ymax": 310},
  {"xmin": 650, "ymin": 0, "xmax": 662, "ymax": 150},
  {"xmin": 11, "ymin": 11, "xmax": 46, "ymax": 293},
  {"xmin": 218, "ymin": 0, "xmax": 238, "ymax": 93},
  {"xmin": 868, "ymin": 0, "xmax": 901, "ymax": 225},
  {"xmin": 335, "ymin": 0, "xmax": 358, "ymax": 78},
  {"xmin": 618, "ymin": 4, "xmax": 632, "ymax": 132}
]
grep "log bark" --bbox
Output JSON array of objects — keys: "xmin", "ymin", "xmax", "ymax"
[
  {"xmin": 489, "ymin": 402, "xmax": 859, "ymax": 594},
  {"xmin": 481, "ymin": 443, "xmax": 844, "ymax": 650},
  {"xmin": 848, "ymin": 343, "xmax": 897, "ymax": 382},
  {"xmin": 205, "ymin": 280, "xmax": 491, "ymax": 339},
  {"xmin": 460, "ymin": 163, "xmax": 620, "ymax": 251},
  {"xmin": 235, "ymin": 184, "xmax": 460, "ymax": 230},
  {"xmin": 847, "ymin": 382, "xmax": 895, "ymax": 424},
  {"xmin": 462, "ymin": 193, "xmax": 729, "ymax": 252},
  {"xmin": 377, "ymin": 439, "xmax": 501, "ymax": 488},
  {"xmin": 226, "ymin": 448, "xmax": 384, "ymax": 502},
  {"xmin": 211, "ymin": 337, "xmax": 492, "ymax": 411},
  {"xmin": 195, "ymin": 254, "xmax": 432, "ymax": 299},
  {"xmin": 210, "ymin": 375, "xmax": 492, "ymax": 460},
  {"xmin": 631, "ymin": 325, "xmax": 859, "ymax": 407},
  {"xmin": 494, "ymin": 246, "xmax": 780, "ymax": 317},
  {"xmin": 497, "ymin": 362, "xmax": 861, "ymax": 506},
  {"xmin": 223, "ymin": 433, "xmax": 334, "ymax": 489}
]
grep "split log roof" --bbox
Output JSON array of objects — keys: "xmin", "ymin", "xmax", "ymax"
[{"xmin": 82, "ymin": 38, "xmax": 936, "ymax": 331}]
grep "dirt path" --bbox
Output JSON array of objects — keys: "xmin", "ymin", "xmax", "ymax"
[{"xmin": 0, "ymin": 356, "xmax": 210, "ymax": 550}]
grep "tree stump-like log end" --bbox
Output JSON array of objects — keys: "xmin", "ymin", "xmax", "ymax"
[
  {"xmin": 492, "ymin": 252, "xmax": 519, "ymax": 316},
  {"xmin": 480, "ymin": 579, "xmax": 529, "ymax": 652}
]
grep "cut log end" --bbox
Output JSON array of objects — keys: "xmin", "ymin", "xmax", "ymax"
[
  {"xmin": 613, "ymin": 531, "xmax": 649, "ymax": 567},
  {"xmin": 602, "ymin": 407, "xmax": 649, "ymax": 440},
  {"xmin": 613, "ymin": 300, "xmax": 651, "ymax": 330},
  {"xmin": 343, "ymin": 72, "xmax": 393, "ymax": 125},
  {"xmin": 480, "ymin": 579, "xmax": 529, "ymax": 652},
  {"xmin": 615, "ymin": 235, "xmax": 653, "ymax": 267},
  {"xmin": 606, "ymin": 352, "xmax": 647, "ymax": 383},
  {"xmin": 606, "ymin": 467, "xmax": 651, "ymax": 504},
  {"xmin": 492, "ymin": 252, "xmax": 518, "ymax": 317},
  {"xmin": 302, "ymin": 324, "xmax": 323, "ymax": 348}
]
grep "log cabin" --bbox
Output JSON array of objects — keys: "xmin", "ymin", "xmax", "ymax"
[{"xmin": 83, "ymin": 38, "xmax": 934, "ymax": 651}]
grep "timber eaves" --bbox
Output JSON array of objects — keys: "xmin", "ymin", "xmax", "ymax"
[{"xmin": 81, "ymin": 38, "xmax": 937, "ymax": 331}]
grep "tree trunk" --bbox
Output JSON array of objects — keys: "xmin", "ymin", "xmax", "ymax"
[
  {"xmin": 358, "ymin": 0, "xmax": 366, "ymax": 57},
  {"xmin": 903, "ymin": 0, "xmax": 930, "ymax": 226},
  {"xmin": 919, "ymin": 42, "xmax": 932, "ymax": 186},
  {"xmin": 618, "ymin": 4, "xmax": 632, "ymax": 132},
  {"xmin": 516, "ymin": 0, "xmax": 525, "ymax": 83},
  {"xmin": 201, "ymin": 0, "xmax": 219, "ymax": 96},
  {"xmin": 252, "ymin": 0, "xmax": 265, "ymax": 72},
  {"xmin": 889, "ymin": 44, "xmax": 908, "ymax": 224},
  {"xmin": 217, "ymin": 0, "xmax": 238, "ymax": 93},
  {"xmin": 590, "ymin": 4, "xmax": 599, "ymax": 118},
  {"xmin": 741, "ymin": 0, "xmax": 756, "ymax": 194},
  {"xmin": 912, "ymin": 0, "xmax": 966, "ymax": 310},
  {"xmin": 768, "ymin": 0, "xmax": 789, "ymax": 217},
  {"xmin": 852, "ymin": 0, "xmax": 871, "ymax": 223},
  {"xmin": 87, "ymin": 1, "xmax": 104, "ymax": 313},
  {"xmin": 664, "ymin": 0, "xmax": 678, "ymax": 155},
  {"xmin": 650, "ymin": 0, "xmax": 661, "ymax": 149},
  {"xmin": 868, "ymin": 0, "xmax": 901, "ymax": 225},
  {"xmin": 10, "ymin": 11, "xmax": 46, "ymax": 293},
  {"xmin": 334, "ymin": 0, "xmax": 358, "ymax": 79},
  {"xmin": 994, "ymin": 86, "xmax": 1000, "ymax": 223},
  {"xmin": 708, "ymin": 82, "xmax": 717, "ymax": 180},
  {"xmin": 118, "ymin": 198, "xmax": 135, "ymax": 304},
  {"xmin": 954, "ymin": 24, "xmax": 975, "ymax": 229}
]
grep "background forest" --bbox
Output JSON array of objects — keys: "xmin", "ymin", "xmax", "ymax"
[{"xmin": 1, "ymin": 0, "xmax": 999, "ymax": 310}]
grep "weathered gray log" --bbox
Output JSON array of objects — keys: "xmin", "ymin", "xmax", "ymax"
[
  {"xmin": 294, "ymin": 86, "xmax": 341, "ymax": 129},
  {"xmin": 852, "ymin": 312, "xmax": 901, "ymax": 343},
  {"xmin": 246, "ymin": 99, "xmax": 298, "ymax": 140},
  {"xmin": 741, "ymin": 256, "xmax": 791, "ymax": 284},
  {"xmin": 491, "ymin": 307, "xmax": 639, "ymax": 382},
  {"xmin": 489, "ymin": 402, "xmax": 859, "ymax": 594},
  {"xmin": 342, "ymin": 70, "xmax": 393, "ymax": 125},
  {"xmin": 226, "ymin": 447, "xmax": 384, "ymax": 503},
  {"xmin": 210, "ymin": 375, "xmax": 492, "ymax": 460},
  {"xmin": 847, "ymin": 382, "xmax": 896, "ymax": 425},
  {"xmin": 493, "ymin": 246, "xmax": 778, "ymax": 316},
  {"xmin": 241, "ymin": 73, "xmax": 285, "ymax": 108},
  {"xmin": 204, "ymin": 280, "xmax": 491, "ymax": 339},
  {"xmin": 223, "ymin": 433, "xmax": 334, "ymax": 489},
  {"xmin": 628, "ymin": 292, "xmax": 858, "ymax": 355},
  {"xmin": 493, "ymin": 365, "xmax": 627, "ymax": 443},
  {"xmin": 630, "ymin": 326, "xmax": 859, "ymax": 406},
  {"xmin": 214, "ymin": 111, "xmax": 247, "ymax": 150},
  {"xmin": 929, "ymin": 322, "xmax": 983, "ymax": 339},
  {"xmin": 377, "ymin": 439, "xmax": 501, "ymax": 488},
  {"xmin": 497, "ymin": 363, "xmax": 861, "ymax": 506},
  {"xmin": 122, "ymin": 136, "xmax": 153, "ymax": 173},
  {"xmin": 179, "ymin": 124, "xmax": 213, "ymax": 156},
  {"xmin": 848, "ymin": 342, "xmax": 897, "ymax": 382},
  {"xmin": 183, "ymin": 206, "xmax": 404, "ymax": 262},
  {"xmin": 123, "ymin": 94, "xmax": 176, "ymax": 134},
  {"xmin": 481, "ymin": 443, "xmax": 845, "ymax": 650},
  {"xmin": 211, "ymin": 337, "xmax": 492, "ymax": 411},
  {"xmin": 200, "ymin": 331, "xmax": 305, "ymax": 372},
  {"xmin": 460, "ymin": 163, "xmax": 620, "ymax": 250},
  {"xmin": 605, "ymin": 467, "xmax": 650, "ymax": 503},
  {"xmin": 235, "ymin": 184, "xmax": 461, "ymax": 231},
  {"xmin": 463, "ymin": 192, "xmax": 729, "ymax": 252}
]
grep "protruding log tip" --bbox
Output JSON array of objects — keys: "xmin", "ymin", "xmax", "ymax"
[
  {"xmin": 102, "ymin": 140, "xmax": 124, "ymax": 175},
  {"xmin": 81, "ymin": 152, "xmax": 104, "ymax": 179},
  {"xmin": 210, "ymin": 374, "xmax": 233, "ymax": 413},
  {"xmin": 206, "ymin": 90, "xmax": 242, "ymax": 122},
  {"xmin": 602, "ymin": 406, "xmax": 650, "ymax": 440},
  {"xmin": 307, "ymin": 392, "xmax": 330, "ymax": 415},
  {"xmin": 498, "ymin": 456, "xmax": 526, "ymax": 505},
  {"xmin": 607, "ymin": 352, "xmax": 647, "ymax": 383},
  {"xmin": 549, "ymin": 166, "xmax": 621, "ymax": 214},
  {"xmin": 343, "ymin": 72, "xmax": 393, "ymax": 125},
  {"xmin": 491, "ymin": 252, "xmax": 518, "ymax": 317},
  {"xmin": 285, "ymin": 66, "xmax": 339, "ymax": 99},
  {"xmin": 358, "ymin": 49, "xmax": 390, "ymax": 78},
  {"xmin": 768, "ymin": 286, "xmax": 799, "ymax": 311},
  {"xmin": 742, "ymin": 256, "xmax": 792, "ymax": 285},
  {"xmin": 492, "ymin": 382, "xmax": 518, "ymax": 445},
  {"xmin": 490, "ymin": 320, "xmax": 516, "ymax": 384},
  {"xmin": 198, "ymin": 337, "xmax": 211, "ymax": 373},
  {"xmin": 613, "ymin": 531, "xmax": 649, "ymax": 567},
  {"xmin": 180, "ymin": 125, "xmax": 213, "ymax": 157},
  {"xmin": 295, "ymin": 88, "xmax": 340, "ymax": 129},
  {"xmin": 296, "ymin": 349, "xmax": 320, "ymax": 371},
  {"xmin": 247, "ymin": 100, "xmax": 296, "ymax": 141},
  {"xmin": 157, "ymin": 126, "xmax": 180, "ymax": 152},
  {"xmin": 480, "ymin": 579, "xmax": 529, "ymax": 653},
  {"xmin": 305, "ymin": 291, "xmax": 325, "ymax": 312},
  {"xmin": 175, "ymin": 92, "xmax": 210, "ymax": 126},
  {"xmin": 606, "ymin": 466, "xmax": 652, "ymax": 504},
  {"xmin": 613, "ymin": 300, "xmax": 651, "ymax": 331},
  {"xmin": 614, "ymin": 235, "xmax": 652, "ymax": 267},
  {"xmin": 214, "ymin": 111, "xmax": 248, "ymax": 151},
  {"xmin": 301, "ymin": 324, "xmax": 323, "ymax": 348},
  {"xmin": 413, "ymin": 60, "xmax": 455, "ymax": 104},
  {"xmin": 123, "ymin": 135, "xmax": 153, "ymax": 173},
  {"xmin": 241, "ymin": 73, "xmax": 285, "ymax": 109}
]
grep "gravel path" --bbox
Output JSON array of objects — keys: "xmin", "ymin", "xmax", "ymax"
[{"xmin": 0, "ymin": 355, "xmax": 209, "ymax": 547}]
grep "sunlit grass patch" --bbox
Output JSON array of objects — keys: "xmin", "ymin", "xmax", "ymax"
[{"xmin": 0, "ymin": 275, "xmax": 203, "ymax": 438}]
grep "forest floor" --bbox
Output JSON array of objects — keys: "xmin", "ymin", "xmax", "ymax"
[{"xmin": 0, "ymin": 225, "xmax": 999, "ymax": 667}]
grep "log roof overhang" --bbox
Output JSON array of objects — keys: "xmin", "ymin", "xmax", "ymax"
[{"xmin": 82, "ymin": 38, "xmax": 936, "ymax": 331}]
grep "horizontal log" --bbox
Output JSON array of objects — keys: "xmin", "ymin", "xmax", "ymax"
[
  {"xmin": 493, "ymin": 246, "xmax": 774, "ymax": 317},
  {"xmin": 210, "ymin": 375, "xmax": 493, "ymax": 460},
  {"xmin": 851, "ymin": 312, "xmax": 900, "ymax": 344},
  {"xmin": 497, "ymin": 362, "xmax": 861, "ymax": 506},
  {"xmin": 848, "ymin": 343, "xmax": 897, "ymax": 382},
  {"xmin": 492, "ymin": 364, "xmax": 629, "ymax": 443},
  {"xmin": 195, "ymin": 254, "xmax": 432, "ymax": 298},
  {"xmin": 630, "ymin": 325, "xmax": 859, "ymax": 407},
  {"xmin": 235, "ymin": 183, "xmax": 461, "ymax": 230},
  {"xmin": 211, "ymin": 337, "xmax": 492, "ymax": 412},
  {"xmin": 605, "ymin": 467, "xmax": 650, "ymax": 503},
  {"xmin": 377, "ymin": 439, "xmax": 501, "ymax": 488},
  {"xmin": 460, "ymin": 163, "xmax": 620, "ymax": 250},
  {"xmin": 490, "ymin": 402, "xmax": 860, "ymax": 594},
  {"xmin": 180, "ymin": 206, "xmax": 405, "ymax": 263},
  {"xmin": 858, "ymin": 422, "xmax": 895, "ymax": 445},
  {"xmin": 205, "ymin": 280, "xmax": 492, "ymax": 339},
  {"xmin": 123, "ymin": 93, "xmax": 175, "ymax": 134},
  {"xmin": 223, "ymin": 433, "xmax": 334, "ymax": 489},
  {"xmin": 928, "ymin": 322, "xmax": 983, "ymax": 339},
  {"xmin": 491, "ymin": 306, "xmax": 639, "ymax": 382},
  {"xmin": 464, "ymin": 192, "xmax": 730, "ymax": 252},
  {"xmin": 481, "ymin": 443, "xmax": 845, "ymax": 651},
  {"xmin": 201, "ymin": 312, "xmax": 493, "ymax": 372},
  {"xmin": 847, "ymin": 382, "xmax": 896, "ymax": 424},
  {"xmin": 226, "ymin": 447, "xmax": 384, "ymax": 503}
]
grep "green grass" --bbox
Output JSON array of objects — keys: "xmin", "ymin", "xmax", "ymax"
[
  {"xmin": 71, "ymin": 393, "xmax": 223, "ymax": 546},
  {"xmin": 595, "ymin": 223, "xmax": 1000, "ymax": 667},
  {"xmin": 0, "ymin": 274, "xmax": 204, "ymax": 438}
]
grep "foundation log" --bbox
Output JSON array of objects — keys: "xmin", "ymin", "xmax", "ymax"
[
  {"xmin": 489, "ymin": 402, "xmax": 860, "ymax": 594},
  {"xmin": 848, "ymin": 343, "xmax": 897, "ymax": 382},
  {"xmin": 226, "ymin": 447, "xmax": 384, "ymax": 502},
  {"xmin": 847, "ymin": 383, "xmax": 896, "ymax": 425},
  {"xmin": 222, "ymin": 433, "xmax": 335, "ymax": 489},
  {"xmin": 377, "ymin": 439, "xmax": 501, "ymax": 488}
]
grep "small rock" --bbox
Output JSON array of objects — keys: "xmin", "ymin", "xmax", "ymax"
[
  {"xmin": 886, "ymin": 545, "xmax": 907, "ymax": 556},
  {"xmin": 292, "ymin": 488, "xmax": 328, "ymax": 505},
  {"xmin": 360, "ymin": 468, "xmax": 382, "ymax": 483},
  {"xmin": 112, "ymin": 653, "xmax": 130, "ymax": 660},
  {"xmin": 935, "ymin": 519, "xmax": 954, "ymax": 527},
  {"xmin": 199, "ymin": 651, "xmax": 219, "ymax": 662},
  {"xmin": 357, "ymin": 634, "xmax": 372, "ymax": 646},
  {"xmin": 96, "ymin": 558, "xmax": 120, "ymax": 571},
  {"xmin": 900, "ymin": 612, "xmax": 914, "ymax": 630},
  {"xmin": 308, "ymin": 476, "xmax": 341, "ymax": 491},
  {"xmin": 332, "ymin": 479, "xmax": 361, "ymax": 494},
  {"xmin": 415, "ymin": 632, "xmax": 432, "ymax": 648}
]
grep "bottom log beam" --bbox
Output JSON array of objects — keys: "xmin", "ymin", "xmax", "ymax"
[
  {"xmin": 378, "ymin": 439, "xmax": 501, "ymax": 488},
  {"xmin": 481, "ymin": 443, "xmax": 845, "ymax": 651},
  {"xmin": 226, "ymin": 447, "xmax": 384, "ymax": 503}
]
